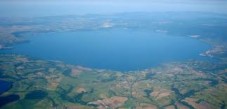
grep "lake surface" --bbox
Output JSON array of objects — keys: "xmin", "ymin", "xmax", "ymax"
[
  {"xmin": 0, "ymin": 80, "xmax": 20, "ymax": 107},
  {"xmin": 0, "ymin": 80, "xmax": 12, "ymax": 95},
  {"xmin": 25, "ymin": 90, "xmax": 48, "ymax": 100},
  {"xmin": 2, "ymin": 29, "xmax": 210, "ymax": 71}
]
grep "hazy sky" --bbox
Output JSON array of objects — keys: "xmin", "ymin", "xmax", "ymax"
[{"xmin": 0, "ymin": 0, "xmax": 227, "ymax": 17}]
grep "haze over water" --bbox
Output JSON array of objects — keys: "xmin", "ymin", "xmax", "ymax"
[{"xmin": 0, "ymin": 0, "xmax": 227, "ymax": 17}]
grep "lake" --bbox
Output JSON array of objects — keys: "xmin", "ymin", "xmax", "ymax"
[
  {"xmin": 0, "ymin": 80, "xmax": 12, "ymax": 95},
  {"xmin": 2, "ymin": 29, "xmax": 210, "ymax": 71},
  {"xmin": 0, "ymin": 80, "xmax": 20, "ymax": 107}
]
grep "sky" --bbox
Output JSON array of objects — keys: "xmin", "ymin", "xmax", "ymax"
[{"xmin": 0, "ymin": 0, "xmax": 227, "ymax": 17}]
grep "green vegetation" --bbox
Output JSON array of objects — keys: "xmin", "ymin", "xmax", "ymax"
[{"xmin": 0, "ymin": 54, "xmax": 226, "ymax": 109}]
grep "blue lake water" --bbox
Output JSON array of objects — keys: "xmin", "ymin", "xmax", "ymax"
[
  {"xmin": 0, "ymin": 94, "xmax": 20, "ymax": 107},
  {"xmin": 0, "ymin": 80, "xmax": 20, "ymax": 107},
  {"xmin": 0, "ymin": 80, "xmax": 12, "ymax": 95},
  {"xmin": 2, "ymin": 29, "xmax": 210, "ymax": 71}
]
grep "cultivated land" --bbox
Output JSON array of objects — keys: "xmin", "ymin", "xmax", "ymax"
[
  {"xmin": 0, "ymin": 54, "xmax": 227, "ymax": 109},
  {"xmin": 0, "ymin": 12, "xmax": 227, "ymax": 109}
]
